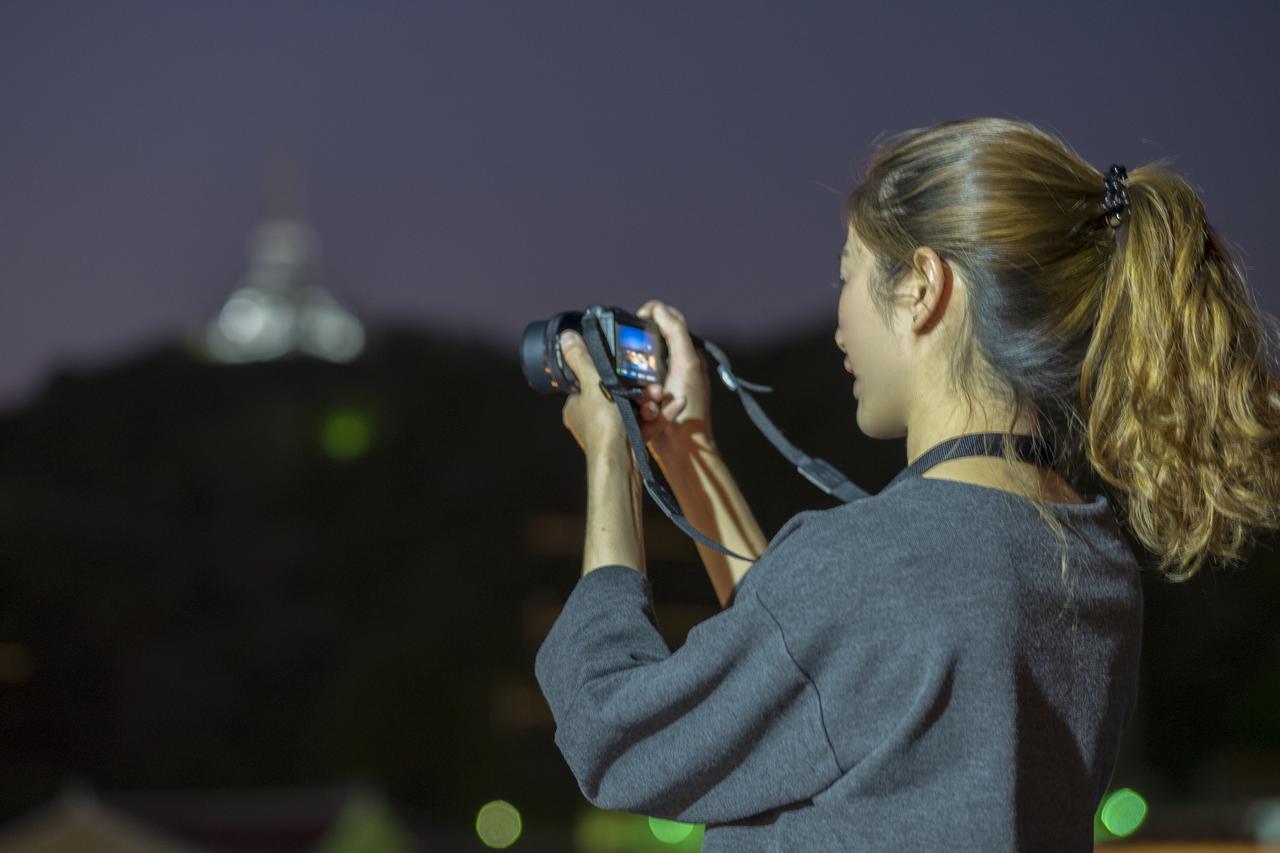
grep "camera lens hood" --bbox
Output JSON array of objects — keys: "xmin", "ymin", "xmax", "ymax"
[{"xmin": 520, "ymin": 311, "xmax": 581, "ymax": 394}]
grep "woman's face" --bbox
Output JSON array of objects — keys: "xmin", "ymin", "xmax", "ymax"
[{"xmin": 834, "ymin": 226, "xmax": 913, "ymax": 439}]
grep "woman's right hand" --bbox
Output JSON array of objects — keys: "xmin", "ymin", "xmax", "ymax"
[{"xmin": 635, "ymin": 300, "xmax": 716, "ymax": 453}]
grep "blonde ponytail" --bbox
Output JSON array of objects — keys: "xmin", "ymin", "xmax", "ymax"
[{"xmin": 1081, "ymin": 162, "xmax": 1280, "ymax": 580}]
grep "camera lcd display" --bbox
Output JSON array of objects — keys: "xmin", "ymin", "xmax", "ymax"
[{"xmin": 616, "ymin": 323, "xmax": 660, "ymax": 383}]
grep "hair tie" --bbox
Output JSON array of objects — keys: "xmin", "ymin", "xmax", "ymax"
[{"xmin": 1102, "ymin": 163, "xmax": 1130, "ymax": 228}]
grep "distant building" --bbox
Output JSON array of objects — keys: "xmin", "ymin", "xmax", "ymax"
[{"xmin": 201, "ymin": 162, "xmax": 363, "ymax": 365}]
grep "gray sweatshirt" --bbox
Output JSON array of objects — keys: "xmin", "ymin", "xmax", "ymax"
[{"xmin": 534, "ymin": 474, "xmax": 1144, "ymax": 851}]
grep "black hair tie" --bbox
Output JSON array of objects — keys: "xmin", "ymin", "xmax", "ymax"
[{"xmin": 1101, "ymin": 163, "xmax": 1130, "ymax": 228}]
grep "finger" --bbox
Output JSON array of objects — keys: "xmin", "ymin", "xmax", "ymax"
[
  {"xmin": 649, "ymin": 302, "xmax": 682, "ymax": 330},
  {"xmin": 651, "ymin": 304, "xmax": 698, "ymax": 364},
  {"xmin": 644, "ymin": 383, "xmax": 663, "ymax": 401},
  {"xmin": 661, "ymin": 396, "xmax": 687, "ymax": 421},
  {"xmin": 640, "ymin": 400, "xmax": 660, "ymax": 420},
  {"xmin": 639, "ymin": 300, "xmax": 686, "ymax": 324},
  {"xmin": 558, "ymin": 330, "xmax": 599, "ymax": 385},
  {"xmin": 643, "ymin": 300, "xmax": 684, "ymax": 322}
]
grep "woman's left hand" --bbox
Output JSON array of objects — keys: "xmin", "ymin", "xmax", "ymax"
[{"xmin": 559, "ymin": 330, "xmax": 630, "ymax": 459}]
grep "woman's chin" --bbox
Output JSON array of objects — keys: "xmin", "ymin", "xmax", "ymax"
[{"xmin": 855, "ymin": 403, "xmax": 899, "ymax": 441}]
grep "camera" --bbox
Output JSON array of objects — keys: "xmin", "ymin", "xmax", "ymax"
[
  {"xmin": 521, "ymin": 305, "xmax": 667, "ymax": 398},
  {"xmin": 521, "ymin": 303, "xmax": 864, "ymax": 555}
]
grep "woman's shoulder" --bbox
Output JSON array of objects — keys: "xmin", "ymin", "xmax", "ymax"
[
  {"xmin": 757, "ymin": 477, "xmax": 974, "ymax": 556},
  {"xmin": 736, "ymin": 494, "xmax": 915, "ymax": 602},
  {"xmin": 740, "ymin": 476, "xmax": 1135, "ymax": 606}
]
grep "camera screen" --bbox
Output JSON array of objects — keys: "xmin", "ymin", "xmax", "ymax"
[{"xmin": 616, "ymin": 323, "xmax": 660, "ymax": 383}]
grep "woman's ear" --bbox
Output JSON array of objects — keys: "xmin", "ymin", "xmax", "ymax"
[{"xmin": 908, "ymin": 246, "xmax": 949, "ymax": 329}]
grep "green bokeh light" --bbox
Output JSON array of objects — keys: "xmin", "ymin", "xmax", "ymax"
[
  {"xmin": 573, "ymin": 809, "xmax": 635, "ymax": 851},
  {"xmin": 321, "ymin": 408, "xmax": 373, "ymax": 461},
  {"xmin": 1099, "ymin": 787, "xmax": 1148, "ymax": 838},
  {"xmin": 648, "ymin": 816, "xmax": 695, "ymax": 843},
  {"xmin": 314, "ymin": 788, "xmax": 413, "ymax": 853},
  {"xmin": 573, "ymin": 808, "xmax": 704, "ymax": 851},
  {"xmin": 476, "ymin": 800, "xmax": 522, "ymax": 849}
]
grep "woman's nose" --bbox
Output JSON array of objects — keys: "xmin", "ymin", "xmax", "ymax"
[{"xmin": 834, "ymin": 328, "xmax": 844, "ymax": 351}]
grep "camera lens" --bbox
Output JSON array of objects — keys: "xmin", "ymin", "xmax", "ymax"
[
  {"xmin": 520, "ymin": 321, "xmax": 554, "ymax": 393},
  {"xmin": 520, "ymin": 312, "xmax": 580, "ymax": 394}
]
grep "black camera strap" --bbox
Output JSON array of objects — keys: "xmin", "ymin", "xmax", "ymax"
[
  {"xmin": 581, "ymin": 312, "xmax": 747, "ymax": 558},
  {"xmin": 580, "ymin": 313, "xmax": 754, "ymax": 560},
  {"xmin": 698, "ymin": 340, "xmax": 870, "ymax": 504},
  {"xmin": 579, "ymin": 313, "xmax": 868, "ymax": 562}
]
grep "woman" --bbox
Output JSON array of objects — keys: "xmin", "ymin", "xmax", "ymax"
[{"xmin": 533, "ymin": 117, "xmax": 1280, "ymax": 851}]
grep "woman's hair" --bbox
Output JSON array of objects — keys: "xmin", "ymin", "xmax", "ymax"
[{"xmin": 843, "ymin": 116, "xmax": 1280, "ymax": 587}]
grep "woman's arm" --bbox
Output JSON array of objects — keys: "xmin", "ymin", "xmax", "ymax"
[
  {"xmin": 631, "ymin": 300, "xmax": 767, "ymax": 606},
  {"xmin": 534, "ymin": 562, "xmax": 842, "ymax": 824},
  {"xmin": 650, "ymin": 430, "xmax": 767, "ymax": 608},
  {"xmin": 582, "ymin": 443, "xmax": 646, "ymax": 578}
]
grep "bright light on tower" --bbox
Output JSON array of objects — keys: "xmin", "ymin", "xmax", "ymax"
[{"xmin": 203, "ymin": 166, "xmax": 364, "ymax": 365}]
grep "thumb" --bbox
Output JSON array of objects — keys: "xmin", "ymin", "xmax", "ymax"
[{"xmin": 559, "ymin": 330, "xmax": 598, "ymax": 383}]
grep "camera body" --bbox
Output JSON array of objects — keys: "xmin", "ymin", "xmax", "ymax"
[{"xmin": 521, "ymin": 305, "xmax": 667, "ymax": 397}]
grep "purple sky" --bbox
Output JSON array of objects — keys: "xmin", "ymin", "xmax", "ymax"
[{"xmin": 2, "ymin": 1, "xmax": 1277, "ymax": 411}]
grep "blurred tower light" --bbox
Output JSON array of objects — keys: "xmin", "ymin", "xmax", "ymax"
[{"xmin": 203, "ymin": 155, "xmax": 364, "ymax": 364}]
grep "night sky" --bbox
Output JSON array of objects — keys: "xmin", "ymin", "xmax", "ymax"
[{"xmin": 2, "ymin": 1, "xmax": 1277, "ymax": 410}]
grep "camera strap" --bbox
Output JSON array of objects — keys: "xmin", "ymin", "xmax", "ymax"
[
  {"xmin": 698, "ymin": 340, "xmax": 869, "ymax": 504},
  {"xmin": 580, "ymin": 313, "xmax": 754, "ymax": 560},
  {"xmin": 579, "ymin": 313, "xmax": 867, "ymax": 563}
]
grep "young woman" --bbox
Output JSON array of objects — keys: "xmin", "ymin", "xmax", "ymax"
[{"xmin": 534, "ymin": 117, "xmax": 1280, "ymax": 851}]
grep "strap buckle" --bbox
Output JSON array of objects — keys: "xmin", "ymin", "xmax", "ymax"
[
  {"xmin": 798, "ymin": 458, "xmax": 849, "ymax": 496},
  {"xmin": 717, "ymin": 364, "xmax": 738, "ymax": 391}
]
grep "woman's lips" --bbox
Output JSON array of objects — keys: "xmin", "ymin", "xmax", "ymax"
[{"xmin": 844, "ymin": 361, "xmax": 860, "ymax": 394}]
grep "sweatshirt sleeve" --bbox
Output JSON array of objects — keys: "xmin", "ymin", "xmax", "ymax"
[{"xmin": 533, "ymin": 563, "xmax": 843, "ymax": 824}]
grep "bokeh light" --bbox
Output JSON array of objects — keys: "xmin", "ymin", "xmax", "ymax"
[
  {"xmin": 476, "ymin": 800, "xmax": 522, "ymax": 848},
  {"xmin": 573, "ymin": 808, "xmax": 704, "ymax": 851},
  {"xmin": 1247, "ymin": 798, "xmax": 1280, "ymax": 844},
  {"xmin": 314, "ymin": 789, "xmax": 413, "ymax": 853},
  {"xmin": 321, "ymin": 407, "xmax": 374, "ymax": 461},
  {"xmin": 573, "ymin": 808, "xmax": 634, "ymax": 851},
  {"xmin": 648, "ymin": 816, "xmax": 695, "ymax": 843},
  {"xmin": 0, "ymin": 643, "xmax": 33, "ymax": 684},
  {"xmin": 1099, "ymin": 787, "xmax": 1148, "ymax": 837}
]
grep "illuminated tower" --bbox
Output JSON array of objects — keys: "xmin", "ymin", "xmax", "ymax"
[{"xmin": 203, "ymin": 158, "xmax": 364, "ymax": 364}]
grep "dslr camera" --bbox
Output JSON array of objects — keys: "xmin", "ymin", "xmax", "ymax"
[{"xmin": 521, "ymin": 305, "xmax": 667, "ymax": 401}]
